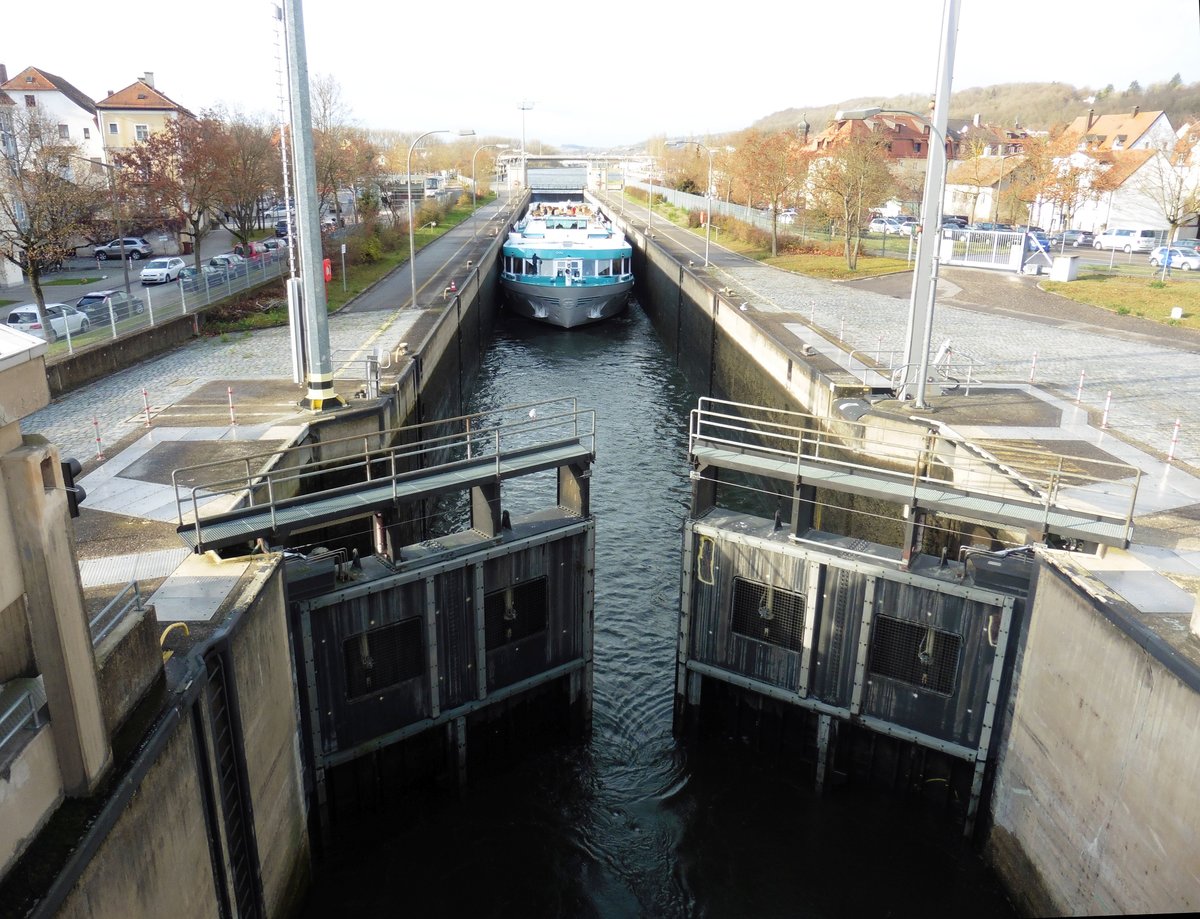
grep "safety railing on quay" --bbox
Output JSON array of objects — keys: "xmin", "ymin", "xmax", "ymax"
[
  {"xmin": 171, "ymin": 397, "xmax": 595, "ymax": 544},
  {"xmin": 44, "ymin": 252, "xmax": 292, "ymax": 359},
  {"xmin": 689, "ymin": 397, "xmax": 1140, "ymax": 538},
  {"xmin": 0, "ymin": 684, "xmax": 44, "ymax": 752},
  {"xmin": 88, "ymin": 581, "xmax": 144, "ymax": 647}
]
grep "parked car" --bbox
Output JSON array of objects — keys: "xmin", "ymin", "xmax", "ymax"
[
  {"xmin": 261, "ymin": 238, "xmax": 288, "ymax": 254},
  {"xmin": 74, "ymin": 289, "xmax": 146, "ymax": 323},
  {"xmin": 941, "ymin": 217, "xmax": 967, "ymax": 230},
  {"xmin": 869, "ymin": 217, "xmax": 902, "ymax": 235},
  {"xmin": 1094, "ymin": 228, "xmax": 1160, "ymax": 253},
  {"xmin": 1052, "ymin": 229, "xmax": 1094, "ymax": 248},
  {"xmin": 209, "ymin": 253, "xmax": 248, "ymax": 278},
  {"xmin": 968, "ymin": 222, "xmax": 1013, "ymax": 232},
  {"xmin": 140, "ymin": 256, "xmax": 186, "ymax": 285},
  {"xmin": 274, "ymin": 219, "xmax": 293, "ymax": 239},
  {"xmin": 6, "ymin": 302, "xmax": 90, "ymax": 341},
  {"xmin": 1024, "ymin": 231, "xmax": 1052, "ymax": 252},
  {"xmin": 93, "ymin": 237, "xmax": 153, "ymax": 260},
  {"xmin": 232, "ymin": 241, "xmax": 269, "ymax": 261},
  {"xmin": 179, "ymin": 266, "xmax": 228, "ymax": 292},
  {"xmin": 1148, "ymin": 246, "xmax": 1200, "ymax": 270}
]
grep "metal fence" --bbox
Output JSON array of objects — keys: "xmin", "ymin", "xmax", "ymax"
[
  {"xmin": 44, "ymin": 252, "xmax": 291, "ymax": 360},
  {"xmin": 0, "ymin": 681, "xmax": 46, "ymax": 752},
  {"xmin": 89, "ymin": 581, "xmax": 144, "ymax": 646}
]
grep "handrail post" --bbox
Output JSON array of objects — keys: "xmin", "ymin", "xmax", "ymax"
[
  {"xmin": 245, "ymin": 458, "xmax": 253, "ymax": 506},
  {"xmin": 268, "ymin": 474, "xmax": 277, "ymax": 531},
  {"xmin": 191, "ymin": 487, "xmax": 203, "ymax": 553}
]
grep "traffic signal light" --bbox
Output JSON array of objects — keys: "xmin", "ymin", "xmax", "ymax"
[{"xmin": 61, "ymin": 458, "xmax": 86, "ymax": 518}]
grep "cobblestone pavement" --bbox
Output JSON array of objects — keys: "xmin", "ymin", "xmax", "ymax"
[
  {"xmin": 24, "ymin": 306, "xmax": 417, "ymax": 465},
  {"xmin": 718, "ymin": 262, "xmax": 1200, "ymax": 471}
]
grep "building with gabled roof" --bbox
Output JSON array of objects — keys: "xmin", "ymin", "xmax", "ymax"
[
  {"xmin": 0, "ymin": 64, "xmax": 102, "ymax": 161},
  {"xmin": 96, "ymin": 73, "xmax": 194, "ymax": 161},
  {"xmin": 943, "ymin": 154, "xmax": 1032, "ymax": 225},
  {"xmin": 806, "ymin": 112, "xmax": 955, "ymax": 161},
  {"xmin": 1062, "ymin": 107, "xmax": 1174, "ymax": 153}
]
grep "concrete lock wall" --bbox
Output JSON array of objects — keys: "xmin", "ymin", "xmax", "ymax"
[
  {"xmin": 986, "ymin": 558, "xmax": 1200, "ymax": 915},
  {"xmin": 94, "ymin": 605, "xmax": 163, "ymax": 737},
  {"xmin": 0, "ymin": 726, "xmax": 64, "ymax": 877},
  {"xmin": 57, "ymin": 716, "xmax": 221, "ymax": 919},
  {"xmin": 227, "ymin": 560, "xmax": 311, "ymax": 917}
]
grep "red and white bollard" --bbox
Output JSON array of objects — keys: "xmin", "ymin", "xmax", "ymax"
[
  {"xmin": 1029, "ymin": 351, "xmax": 1038, "ymax": 383},
  {"xmin": 142, "ymin": 387, "xmax": 153, "ymax": 427},
  {"xmin": 1168, "ymin": 418, "xmax": 1182, "ymax": 464},
  {"xmin": 227, "ymin": 386, "xmax": 238, "ymax": 426},
  {"xmin": 1101, "ymin": 391, "xmax": 1111, "ymax": 429},
  {"xmin": 93, "ymin": 416, "xmax": 105, "ymax": 460},
  {"xmin": 1075, "ymin": 369, "xmax": 1085, "ymax": 405},
  {"xmin": 839, "ymin": 317, "xmax": 845, "ymax": 341}
]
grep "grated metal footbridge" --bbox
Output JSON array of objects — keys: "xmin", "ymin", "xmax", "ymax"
[
  {"xmin": 173, "ymin": 399, "xmax": 595, "ymax": 553},
  {"xmin": 690, "ymin": 398, "xmax": 1139, "ymax": 549}
]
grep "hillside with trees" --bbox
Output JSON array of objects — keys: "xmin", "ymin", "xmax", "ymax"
[{"xmin": 753, "ymin": 77, "xmax": 1200, "ymax": 137}]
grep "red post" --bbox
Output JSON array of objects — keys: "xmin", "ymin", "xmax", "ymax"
[
  {"xmin": 228, "ymin": 386, "xmax": 238, "ymax": 426},
  {"xmin": 1075, "ymin": 369, "xmax": 1085, "ymax": 405},
  {"xmin": 142, "ymin": 388, "xmax": 153, "ymax": 427},
  {"xmin": 93, "ymin": 416, "xmax": 105, "ymax": 460},
  {"xmin": 1101, "ymin": 391, "xmax": 1111, "ymax": 429},
  {"xmin": 1029, "ymin": 351, "xmax": 1038, "ymax": 383},
  {"xmin": 1168, "ymin": 419, "xmax": 1182, "ymax": 464}
]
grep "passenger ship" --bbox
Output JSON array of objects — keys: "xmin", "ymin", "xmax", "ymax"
[{"xmin": 499, "ymin": 199, "xmax": 633, "ymax": 328}]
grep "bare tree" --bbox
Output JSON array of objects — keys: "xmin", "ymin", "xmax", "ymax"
[
  {"xmin": 212, "ymin": 110, "xmax": 281, "ymax": 245},
  {"xmin": 0, "ymin": 107, "xmax": 106, "ymax": 314},
  {"xmin": 1132, "ymin": 132, "xmax": 1200, "ymax": 241},
  {"xmin": 114, "ymin": 114, "xmax": 225, "ymax": 269},
  {"xmin": 808, "ymin": 133, "xmax": 894, "ymax": 269},
  {"xmin": 311, "ymin": 74, "xmax": 377, "ymax": 220}
]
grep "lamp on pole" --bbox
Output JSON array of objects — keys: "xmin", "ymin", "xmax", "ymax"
[
  {"xmin": 68, "ymin": 156, "xmax": 133, "ymax": 304},
  {"xmin": 646, "ymin": 156, "xmax": 655, "ymax": 231},
  {"xmin": 992, "ymin": 151, "xmax": 1025, "ymax": 225},
  {"xmin": 408, "ymin": 129, "xmax": 474, "ymax": 309},
  {"xmin": 471, "ymin": 143, "xmax": 510, "ymax": 235},
  {"xmin": 668, "ymin": 140, "xmax": 715, "ymax": 266},
  {"xmin": 518, "ymin": 101, "xmax": 533, "ymax": 189}
]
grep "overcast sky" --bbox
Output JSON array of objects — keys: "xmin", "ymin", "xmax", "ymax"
[{"xmin": 4, "ymin": 0, "xmax": 1199, "ymax": 148}]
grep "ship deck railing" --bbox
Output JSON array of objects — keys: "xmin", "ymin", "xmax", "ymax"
[{"xmin": 689, "ymin": 397, "xmax": 1140, "ymax": 549}]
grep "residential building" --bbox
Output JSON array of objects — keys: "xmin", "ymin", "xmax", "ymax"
[
  {"xmin": 1062, "ymin": 107, "xmax": 1175, "ymax": 153},
  {"xmin": 807, "ymin": 112, "xmax": 955, "ymax": 161},
  {"xmin": 95, "ymin": 73, "xmax": 192, "ymax": 163},
  {"xmin": 0, "ymin": 64, "xmax": 102, "ymax": 161},
  {"xmin": 944, "ymin": 155, "xmax": 1031, "ymax": 225}
]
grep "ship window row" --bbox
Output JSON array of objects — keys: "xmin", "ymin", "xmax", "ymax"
[{"xmin": 503, "ymin": 256, "xmax": 630, "ymax": 277}]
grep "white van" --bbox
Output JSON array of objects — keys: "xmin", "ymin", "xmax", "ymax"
[{"xmin": 1093, "ymin": 228, "xmax": 1161, "ymax": 253}]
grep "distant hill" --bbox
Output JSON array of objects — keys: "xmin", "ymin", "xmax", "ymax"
[{"xmin": 751, "ymin": 78, "xmax": 1200, "ymax": 137}]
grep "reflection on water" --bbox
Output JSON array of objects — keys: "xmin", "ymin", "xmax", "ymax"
[{"xmin": 302, "ymin": 305, "xmax": 1015, "ymax": 918}]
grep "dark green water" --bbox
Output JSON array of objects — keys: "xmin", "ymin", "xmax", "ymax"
[{"xmin": 302, "ymin": 304, "xmax": 1016, "ymax": 918}]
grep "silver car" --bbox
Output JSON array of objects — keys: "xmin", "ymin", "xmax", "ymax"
[{"xmin": 5, "ymin": 302, "xmax": 90, "ymax": 341}]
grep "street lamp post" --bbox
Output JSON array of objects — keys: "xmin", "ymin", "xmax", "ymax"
[
  {"xmin": 67, "ymin": 156, "xmax": 133, "ymax": 304},
  {"xmin": 471, "ymin": 143, "xmax": 510, "ymax": 236},
  {"xmin": 647, "ymin": 156, "xmax": 655, "ymax": 231},
  {"xmin": 668, "ymin": 140, "xmax": 715, "ymax": 266},
  {"xmin": 519, "ymin": 101, "xmax": 533, "ymax": 189},
  {"xmin": 408, "ymin": 129, "xmax": 474, "ymax": 309},
  {"xmin": 992, "ymin": 151, "xmax": 1025, "ymax": 225}
]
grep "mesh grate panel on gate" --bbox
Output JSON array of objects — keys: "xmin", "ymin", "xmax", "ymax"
[
  {"xmin": 867, "ymin": 615, "xmax": 961, "ymax": 695},
  {"xmin": 484, "ymin": 577, "xmax": 548, "ymax": 650},
  {"xmin": 343, "ymin": 618, "xmax": 424, "ymax": 699},
  {"xmin": 730, "ymin": 577, "xmax": 805, "ymax": 652}
]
